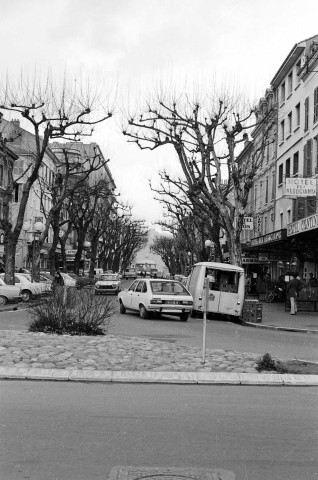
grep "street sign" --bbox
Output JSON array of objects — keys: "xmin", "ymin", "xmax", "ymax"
[
  {"xmin": 285, "ymin": 177, "xmax": 317, "ymax": 196},
  {"xmin": 242, "ymin": 217, "xmax": 254, "ymax": 230}
]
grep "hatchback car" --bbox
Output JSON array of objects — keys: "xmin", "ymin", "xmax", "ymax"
[
  {"xmin": 95, "ymin": 273, "xmax": 121, "ymax": 295},
  {"xmin": 118, "ymin": 278, "xmax": 193, "ymax": 321}
]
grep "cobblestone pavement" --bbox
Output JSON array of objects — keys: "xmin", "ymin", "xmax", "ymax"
[{"xmin": 0, "ymin": 331, "xmax": 260, "ymax": 373}]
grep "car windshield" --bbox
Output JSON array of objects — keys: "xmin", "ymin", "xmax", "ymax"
[
  {"xmin": 100, "ymin": 274, "xmax": 118, "ymax": 281},
  {"xmin": 150, "ymin": 281, "xmax": 189, "ymax": 295}
]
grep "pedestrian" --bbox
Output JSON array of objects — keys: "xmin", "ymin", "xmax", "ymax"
[
  {"xmin": 52, "ymin": 270, "xmax": 65, "ymax": 296},
  {"xmin": 286, "ymin": 273, "xmax": 302, "ymax": 315},
  {"xmin": 307, "ymin": 273, "xmax": 318, "ymax": 288}
]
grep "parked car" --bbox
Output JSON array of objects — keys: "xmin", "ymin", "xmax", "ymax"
[
  {"xmin": 123, "ymin": 269, "xmax": 137, "ymax": 280},
  {"xmin": 118, "ymin": 278, "xmax": 193, "ymax": 321},
  {"xmin": 0, "ymin": 278, "xmax": 22, "ymax": 305},
  {"xmin": 0, "ymin": 273, "xmax": 48, "ymax": 302},
  {"xmin": 95, "ymin": 273, "xmax": 121, "ymax": 295}
]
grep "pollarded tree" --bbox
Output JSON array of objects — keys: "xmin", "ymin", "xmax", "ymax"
[
  {"xmin": 0, "ymin": 72, "xmax": 113, "ymax": 283},
  {"xmin": 124, "ymin": 92, "xmax": 275, "ymax": 266}
]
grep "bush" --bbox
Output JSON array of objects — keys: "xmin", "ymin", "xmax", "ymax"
[
  {"xmin": 28, "ymin": 287, "xmax": 115, "ymax": 335},
  {"xmin": 256, "ymin": 353, "xmax": 287, "ymax": 373}
]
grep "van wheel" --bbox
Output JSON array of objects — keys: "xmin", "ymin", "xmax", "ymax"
[
  {"xmin": 139, "ymin": 304, "xmax": 149, "ymax": 319},
  {"xmin": 180, "ymin": 312, "xmax": 189, "ymax": 322},
  {"xmin": 21, "ymin": 290, "xmax": 32, "ymax": 302},
  {"xmin": 119, "ymin": 300, "xmax": 126, "ymax": 314},
  {"xmin": 191, "ymin": 310, "xmax": 197, "ymax": 318},
  {"xmin": 0, "ymin": 295, "xmax": 8, "ymax": 305}
]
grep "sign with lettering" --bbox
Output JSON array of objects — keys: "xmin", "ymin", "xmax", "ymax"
[
  {"xmin": 287, "ymin": 213, "xmax": 318, "ymax": 237},
  {"xmin": 242, "ymin": 217, "xmax": 254, "ymax": 230},
  {"xmin": 251, "ymin": 229, "xmax": 287, "ymax": 247},
  {"xmin": 285, "ymin": 177, "xmax": 316, "ymax": 196}
]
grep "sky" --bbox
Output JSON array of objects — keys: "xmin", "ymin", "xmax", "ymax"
[{"xmin": 2, "ymin": 0, "xmax": 318, "ymax": 223}]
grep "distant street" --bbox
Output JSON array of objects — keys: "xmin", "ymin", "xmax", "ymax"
[{"xmin": 1, "ymin": 381, "xmax": 318, "ymax": 480}]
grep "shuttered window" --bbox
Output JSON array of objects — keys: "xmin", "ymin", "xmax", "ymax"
[
  {"xmin": 314, "ymin": 87, "xmax": 318, "ymax": 124},
  {"xmin": 303, "ymin": 139, "xmax": 312, "ymax": 176},
  {"xmin": 304, "ymin": 97, "xmax": 309, "ymax": 131}
]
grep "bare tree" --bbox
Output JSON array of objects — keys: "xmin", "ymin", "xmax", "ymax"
[
  {"xmin": 0, "ymin": 72, "xmax": 113, "ymax": 283},
  {"xmin": 124, "ymin": 92, "xmax": 275, "ymax": 266}
]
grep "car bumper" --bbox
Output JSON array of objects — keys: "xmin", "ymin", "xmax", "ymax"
[{"xmin": 148, "ymin": 306, "xmax": 192, "ymax": 314}]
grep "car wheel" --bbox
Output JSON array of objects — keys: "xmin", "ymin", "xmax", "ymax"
[
  {"xmin": 139, "ymin": 304, "xmax": 149, "ymax": 319},
  {"xmin": 0, "ymin": 295, "xmax": 8, "ymax": 306},
  {"xmin": 119, "ymin": 300, "xmax": 126, "ymax": 314},
  {"xmin": 21, "ymin": 290, "xmax": 32, "ymax": 302},
  {"xmin": 180, "ymin": 312, "xmax": 189, "ymax": 322}
]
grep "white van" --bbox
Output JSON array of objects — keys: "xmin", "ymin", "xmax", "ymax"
[{"xmin": 186, "ymin": 262, "xmax": 245, "ymax": 319}]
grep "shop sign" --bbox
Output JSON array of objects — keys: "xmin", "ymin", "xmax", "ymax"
[
  {"xmin": 285, "ymin": 177, "xmax": 317, "ymax": 196},
  {"xmin": 258, "ymin": 252, "xmax": 290, "ymax": 261},
  {"xmin": 251, "ymin": 229, "xmax": 287, "ymax": 247},
  {"xmin": 242, "ymin": 257, "xmax": 262, "ymax": 263},
  {"xmin": 287, "ymin": 213, "xmax": 318, "ymax": 237},
  {"xmin": 242, "ymin": 217, "xmax": 254, "ymax": 230}
]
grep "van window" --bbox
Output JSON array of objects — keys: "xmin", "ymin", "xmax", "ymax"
[{"xmin": 206, "ymin": 269, "xmax": 239, "ymax": 293}]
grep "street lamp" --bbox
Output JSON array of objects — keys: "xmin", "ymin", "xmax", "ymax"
[
  {"xmin": 83, "ymin": 241, "xmax": 91, "ymax": 275},
  {"xmin": 204, "ymin": 239, "xmax": 213, "ymax": 261},
  {"xmin": 24, "ymin": 221, "xmax": 45, "ymax": 281}
]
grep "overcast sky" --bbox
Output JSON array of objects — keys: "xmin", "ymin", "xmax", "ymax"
[{"xmin": 2, "ymin": 0, "xmax": 318, "ymax": 223}]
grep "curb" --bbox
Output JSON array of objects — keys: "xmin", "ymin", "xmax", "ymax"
[
  {"xmin": 0, "ymin": 366, "xmax": 318, "ymax": 385},
  {"xmin": 242, "ymin": 320, "xmax": 318, "ymax": 334}
]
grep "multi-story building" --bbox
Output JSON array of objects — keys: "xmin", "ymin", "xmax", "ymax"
[{"xmin": 242, "ymin": 34, "xmax": 318, "ymax": 286}]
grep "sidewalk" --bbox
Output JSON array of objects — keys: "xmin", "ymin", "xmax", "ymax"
[{"xmin": 243, "ymin": 300, "xmax": 318, "ymax": 333}]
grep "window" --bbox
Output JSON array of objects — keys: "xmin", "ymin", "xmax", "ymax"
[
  {"xmin": 280, "ymin": 120, "xmax": 285, "ymax": 142},
  {"xmin": 14, "ymin": 184, "xmax": 20, "ymax": 202},
  {"xmin": 295, "ymin": 103, "xmax": 300, "ymax": 126},
  {"xmin": 265, "ymin": 177, "xmax": 269, "ymax": 204},
  {"xmin": 280, "ymin": 213, "xmax": 283, "ymax": 229},
  {"xmin": 288, "ymin": 71, "xmax": 293, "ymax": 94},
  {"xmin": 260, "ymin": 181, "xmax": 263, "ymax": 206},
  {"xmin": 286, "ymin": 158, "xmax": 290, "ymax": 178},
  {"xmin": 304, "ymin": 97, "xmax": 309, "ymax": 131},
  {"xmin": 254, "ymin": 185, "xmax": 257, "ymax": 209},
  {"xmin": 278, "ymin": 163, "xmax": 283, "ymax": 185},
  {"xmin": 264, "ymin": 216, "xmax": 268, "ymax": 234},
  {"xmin": 314, "ymin": 87, "xmax": 318, "ymax": 124},
  {"xmin": 287, "ymin": 209, "xmax": 291, "ymax": 224},
  {"xmin": 303, "ymin": 139, "xmax": 313, "ymax": 177},
  {"xmin": 293, "ymin": 152, "xmax": 299, "ymax": 175},
  {"xmin": 288, "ymin": 112, "xmax": 292, "ymax": 135},
  {"xmin": 271, "ymin": 172, "xmax": 275, "ymax": 199},
  {"xmin": 314, "ymin": 136, "xmax": 318, "ymax": 173},
  {"xmin": 280, "ymin": 82, "xmax": 285, "ymax": 103}
]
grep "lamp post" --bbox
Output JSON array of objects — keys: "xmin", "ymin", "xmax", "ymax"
[
  {"xmin": 204, "ymin": 239, "xmax": 213, "ymax": 261},
  {"xmin": 24, "ymin": 221, "xmax": 45, "ymax": 282}
]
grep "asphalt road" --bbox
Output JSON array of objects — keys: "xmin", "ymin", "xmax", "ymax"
[
  {"xmin": 1, "ymin": 381, "xmax": 318, "ymax": 480},
  {"xmin": 1, "ymin": 300, "xmax": 317, "ymax": 363}
]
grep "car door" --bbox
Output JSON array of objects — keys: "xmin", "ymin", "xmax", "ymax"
[
  {"xmin": 131, "ymin": 281, "xmax": 147, "ymax": 310},
  {"xmin": 124, "ymin": 280, "xmax": 139, "ymax": 308}
]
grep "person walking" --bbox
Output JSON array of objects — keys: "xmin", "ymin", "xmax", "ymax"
[
  {"xmin": 286, "ymin": 273, "xmax": 302, "ymax": 315},
  {"xmin": 308, "ymin": 273, "xmax": 318, "ymax": 287}
]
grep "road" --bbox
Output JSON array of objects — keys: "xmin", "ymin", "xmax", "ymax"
[
  {"xmin": 1, "ymin": 381, "xmax": 318, "ymax": 480},
  {"xmin": 1, "ymin": 301, "xmax": 318, "ymax": 362}
]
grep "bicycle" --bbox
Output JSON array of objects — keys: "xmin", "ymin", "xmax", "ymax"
[{"xmin": 265, "ymin": 285, "xmax": 286, "ymax": 303}]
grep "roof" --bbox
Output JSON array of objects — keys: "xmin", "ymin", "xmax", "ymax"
[{"xmin": 194, "ymin": 262, "xmax": 244, "ymax": 272}]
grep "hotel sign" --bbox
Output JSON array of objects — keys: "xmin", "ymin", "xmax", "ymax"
[
  {"xmin": 287, "ymin": 213, "xmax": 318, "ymax": 237},
  {"xmin": 285, "ymin": 177, "xmax": 316, "ymax": 196},
  {"xmin": 250, "ymin": 229, "xmax": 287, "ymax": 247}
]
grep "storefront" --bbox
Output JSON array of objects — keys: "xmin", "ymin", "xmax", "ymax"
[{"xmin": 287, "ymin": 213, "xmax": 318, "ymax": 280}]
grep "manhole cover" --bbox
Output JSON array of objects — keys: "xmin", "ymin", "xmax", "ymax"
[{"xmin": 107, "ymin": 466, "xmax": 235, "ymax": 480}]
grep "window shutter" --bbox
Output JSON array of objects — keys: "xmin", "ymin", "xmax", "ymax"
[
  {"xmin": 307, "ymin": 139, "xmax": 312, "ymax": 176},
  {"xmin": 303, "ymin": 143, "xmax": 307, "ymax": 176}
]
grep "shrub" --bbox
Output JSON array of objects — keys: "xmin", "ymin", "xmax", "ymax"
[
  {"xmin": 28, "ymin": 287, "xmax": 115, "ymax": 335},
  {"xmin": 256, "ymin": 353, "xmax": 287, "ymax": 373}
]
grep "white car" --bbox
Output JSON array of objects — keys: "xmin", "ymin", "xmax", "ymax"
[
  {"xmin": 0, "ymin": 279, "xmax": 22, "ymax": 305},
  {"xmin": 118, "ymin": 278, "xmax": 193, "ymax": 321},
  {"xmin": 95, "ymin": 273, "xmax": 121, "ymax": 295},
  {"xmin": 0, "ymin": 273, "xmax": 49, "ymax": 302}
]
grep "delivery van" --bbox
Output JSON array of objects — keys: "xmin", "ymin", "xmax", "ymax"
[{"xmin": 186, "ymin": 262, "xmax": 245, "ymax": 318}]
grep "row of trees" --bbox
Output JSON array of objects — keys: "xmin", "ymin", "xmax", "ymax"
[
  {"xmin": 124, "ymin": 93, "xmax": 276, "ymax": 267},
  {"xmin": 0, "ymin": 74, "xmax": 147, "ymax": 282},
  {"xmin": 0, "ymin": 73, "xmax": 275, "ymax": 284}
]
